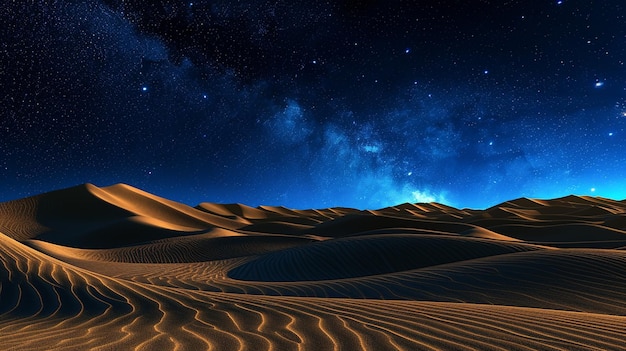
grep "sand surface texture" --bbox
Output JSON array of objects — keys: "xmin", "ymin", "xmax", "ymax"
[{"xmin": 1, "ymin": 183, "xmax": 626, "ymax": 350}]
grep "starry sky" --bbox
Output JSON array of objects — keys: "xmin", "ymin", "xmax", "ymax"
[{"xmin": 2, "ymin": 0, "xmax": 626, "ymax": 209}]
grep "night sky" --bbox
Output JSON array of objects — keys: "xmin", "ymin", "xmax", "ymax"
[{"xmin": 2, "ymin": 0, "xmax": 625, "ymax": 209}]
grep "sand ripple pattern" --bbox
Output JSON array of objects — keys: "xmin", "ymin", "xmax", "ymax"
[{"xmin": 1, "ymin": 183, "xmax": 626, "ymax": 350}]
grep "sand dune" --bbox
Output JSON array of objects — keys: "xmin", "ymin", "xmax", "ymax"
[{"xmin": 1, "ymin": 184, "xmax": 626, "ymax": 350}]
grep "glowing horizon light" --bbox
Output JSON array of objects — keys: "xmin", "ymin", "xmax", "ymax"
[{"xmin": 412, "ymin": 190, "xmax": 436, "ymax": 203}]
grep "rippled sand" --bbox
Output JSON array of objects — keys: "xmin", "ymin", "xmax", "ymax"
[{"xmin": 1, "ymin": 183, "xmax": 625, "ymax": 350}]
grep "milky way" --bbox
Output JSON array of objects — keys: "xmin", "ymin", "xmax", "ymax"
[{"xmin": 1, "ymin": 1, "xmax": 625, "ymax": 209}]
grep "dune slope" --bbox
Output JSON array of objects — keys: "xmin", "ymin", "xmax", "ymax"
[{"xmin": 1, "ymin": 183, "xmax": 626, "ymax": 350}]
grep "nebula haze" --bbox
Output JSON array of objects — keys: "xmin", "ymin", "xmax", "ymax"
[{"xmin": 1, "ymin": 1, "xmax": 625, "ymax": 208}]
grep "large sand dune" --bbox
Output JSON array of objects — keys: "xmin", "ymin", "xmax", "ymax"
[{"xmin": 1, "ymin": 184, "xmax": 626, "ymax": 350}]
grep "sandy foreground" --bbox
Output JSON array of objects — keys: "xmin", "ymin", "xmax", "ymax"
[{"xmin": 0, "ymin": 183, "xmax": 625, "ymax": 350}]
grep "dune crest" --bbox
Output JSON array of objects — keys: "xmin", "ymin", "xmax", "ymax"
[{"xmin": 1, "ymin": 183, "xmax": 626, "ymax": 350}]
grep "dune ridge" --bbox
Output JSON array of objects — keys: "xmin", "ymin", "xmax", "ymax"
[{"xmin": 1, "ymin": 183, "xmax": 626, "ymax": 350}]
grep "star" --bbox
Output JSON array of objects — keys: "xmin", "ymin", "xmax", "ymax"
[
  {"xmin": 142, "ymin": 86, "xmax": 148, "ymax": 92},
  {"xmin": 594, "ymin": 81, "xmax": 604, "ymax": 88}
]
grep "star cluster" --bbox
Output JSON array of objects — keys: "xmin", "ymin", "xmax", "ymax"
[{"xmin": 1, "ymin": 1, "xmax": 625, "ymax": 209}]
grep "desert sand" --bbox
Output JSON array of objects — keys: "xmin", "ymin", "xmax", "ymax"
[{"xmin": 1, "ymin": 183, "xmax": 625, "ymax": 350}]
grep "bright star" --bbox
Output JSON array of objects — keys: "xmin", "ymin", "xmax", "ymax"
[
  {"xmin": 595, "ymin": 81, "xmax": 604, "ymax": 88},
  {"xmin": 142, "ymin": 86, "xmax": 148, "ymax": 92},
  {"xmin": 609, "ymin": 132, "xmax": 614, "ymax": 136},
  {"xmin": 591, "ymin": 187, "xmax": 596, "ymax": 192},
  {"xmin": 405, "ymin": 48, "xmax": 410, "ymax": 54},
  {"xmin": 483, "ymin": 70, "xmax": 489, "ymax": 74}
]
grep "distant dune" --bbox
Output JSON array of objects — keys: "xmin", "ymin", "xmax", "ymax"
[{"xmin": 1, "ymin": 184, "xmax": 626, "ymax": 350}]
